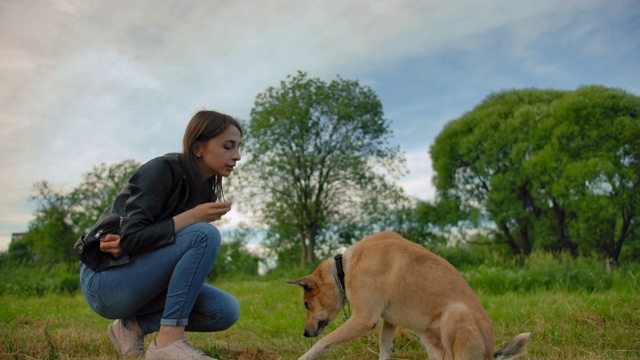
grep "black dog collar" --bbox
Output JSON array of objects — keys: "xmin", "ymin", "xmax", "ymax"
[{"xmin": 334, "ymin": 254, "xmax": 346, "ymax": 292}]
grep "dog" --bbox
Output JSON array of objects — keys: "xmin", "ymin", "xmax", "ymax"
[{"xmin": 287, "ymin": 231, "xmax": 531, "ymax": 360}]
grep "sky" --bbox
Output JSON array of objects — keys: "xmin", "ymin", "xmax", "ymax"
[{"xmin": 1, "ymin": 0, "xmax": 639, "ymax": 252}]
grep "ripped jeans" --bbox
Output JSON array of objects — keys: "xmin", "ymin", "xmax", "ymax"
[{"xmin": 80, "ymin": 222, "xmax": 240, "ymax": 335}]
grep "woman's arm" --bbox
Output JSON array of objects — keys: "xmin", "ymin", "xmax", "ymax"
[{"xmin": 100, "ymin": 202, "xmax": 231, "ymax": 258}]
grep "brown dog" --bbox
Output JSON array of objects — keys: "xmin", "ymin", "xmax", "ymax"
[{"xmin": 287, "ymin": 231, "xmax": 531, "ymax": 360}]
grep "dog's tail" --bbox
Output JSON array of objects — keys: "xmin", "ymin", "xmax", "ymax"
[{"xmin": 493, "ymin": 332, "xmax": 532, "ymax": 359}]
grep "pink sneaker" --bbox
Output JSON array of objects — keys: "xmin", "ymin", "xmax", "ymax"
[
  {"xmin": 108, "ymin": 319, "xmax": 145, "ymax": 356},
  {"xmin": 144, "ymin": 338, "xmax": 217, "ymax": 360}
]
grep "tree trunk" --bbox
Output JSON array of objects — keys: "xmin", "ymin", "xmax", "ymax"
[
  {"xmin": 498, "ymin": 221, "xmax": 522, "ymax": 255},
  {"xmin": 551, "ymin": 199, "xmax": 577, "ymax": 256},
  {"xmin": 610, "ymin": 209, "xmax": 634, "ymax": 264},
  {"xmin": 300, "ymin": 235, "xmax": 308, "ymax": 266}
]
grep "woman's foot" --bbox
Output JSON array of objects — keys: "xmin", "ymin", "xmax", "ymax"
[
  {"xmin": 144, "ymin": 338, "xmax": 217, "ymax": 360},
  {"xmin": 108, "ymin": 319, "xmax": 145, "ymax": 356}
]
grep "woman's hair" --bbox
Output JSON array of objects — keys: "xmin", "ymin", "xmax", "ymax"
[{"xmin": 182, "ymin": 110, "xmax": 243, "ymax": 203}]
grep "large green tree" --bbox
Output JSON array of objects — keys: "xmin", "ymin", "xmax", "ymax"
[
  {"xmin": 238, "ymin": 71, "xmax": 408, "ymax": 265},
  {"xmin": 543, "ymin": 86, "xmax": 640, "ymax": 262},
  {"xmin": 431, "ymin": 85, "xmax": 639, "ymax": 262}
]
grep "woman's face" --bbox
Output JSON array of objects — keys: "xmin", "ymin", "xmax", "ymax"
[{"xmin": 195, "ymin": 125, "xmax": 242, "ymax": 178}]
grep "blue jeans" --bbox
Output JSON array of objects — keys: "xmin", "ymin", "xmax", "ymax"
[{"xmin": 80, "ymin": 223, "xmax": 240, "ymax": 335}]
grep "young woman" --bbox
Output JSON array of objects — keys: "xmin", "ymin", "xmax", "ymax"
[{"xmin": 79, "ymin": 110, "xmax": 242, "ymax": 359}]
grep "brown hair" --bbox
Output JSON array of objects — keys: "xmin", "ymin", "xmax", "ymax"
[{"xmin": 182, "ymin": 110, "xmax": 243, "ymax": 202}]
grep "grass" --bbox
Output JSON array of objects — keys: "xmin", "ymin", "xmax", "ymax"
[{"xmin": 1, "ymin": 276, "xmax": 639, "ymax": 360}]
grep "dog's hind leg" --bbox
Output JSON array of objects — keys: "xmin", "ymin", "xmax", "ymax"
[
  {"xmin": 441, "ymin": 304, "xmax": 490, "ymax": 360},
  {"xmin": 379, "ymin": 320, "xmax": 396, "ymax": 360}
]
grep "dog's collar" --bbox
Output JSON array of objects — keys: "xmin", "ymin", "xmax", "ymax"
[
  {"xmin": 333, "ymin": 254, "xmax": 346, "ymax": 295},
  {"xmin": 331, "ymin": 253, "xmax": 350, "ymax": 320}
]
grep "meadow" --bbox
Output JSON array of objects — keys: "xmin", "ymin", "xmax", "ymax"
[{"xmin": 1, "ymin": 253, "xmax": 639, "ymax": 359}]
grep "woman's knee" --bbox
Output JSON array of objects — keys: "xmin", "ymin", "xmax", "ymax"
[
  {"xmin": 228, "ymin": 295, "xmax": 241, "ymax": 324},
  {"xmin": 217, "ymin": 294, "xmax": 241, "ymax": 330},
  {"xmin": 179, "ymin": 223, "xmax": 221, "ymax": 250},
  {"xmin": 197, "ymin": 286, "xmax": 240, "ymax": 331}
]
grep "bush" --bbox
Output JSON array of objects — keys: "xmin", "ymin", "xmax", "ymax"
[
  {"xmin": 0, "ymin": 247, "xmax": 635, "ymax": 296},
  {"xmin": 432, "ymin": 242, "xmax": 513, "ymax": 271},
  {"xmin": 0, "ymin": 263, "xmax": 80, "ymax": 296},
  {"xmin": 57, "ymin": 273, "xmax": 80, "ymax": 293},
  {"xmin": 461, "ymin": 251, "xmax": 615, "ymax": 294}
]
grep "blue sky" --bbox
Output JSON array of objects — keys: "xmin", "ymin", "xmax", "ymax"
[{"xmin": 1, "ymin": 0, "xmax": 639, "ymax": 251}]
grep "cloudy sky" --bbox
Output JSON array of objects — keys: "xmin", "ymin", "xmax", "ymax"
[{"xmin": 1, "ymin": 0, "xmax": 638, "ymax": 251}]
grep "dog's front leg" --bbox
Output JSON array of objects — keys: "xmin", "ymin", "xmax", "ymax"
[
  {"xmin": 379, "ymin": 320, "xmax": 396, "ymax": 360},
  {"xmin": 298, "ymin": 317, "xmax": 380, "ymax": 360}
]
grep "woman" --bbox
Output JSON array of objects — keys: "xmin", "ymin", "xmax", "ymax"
[{"xmin": 79, "ymin": 110, "xmax": 242, "ymax": 359}]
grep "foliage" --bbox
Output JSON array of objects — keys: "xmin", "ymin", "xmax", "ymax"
[
  {"xmin": 5, "ymin": 160, "xmax": 140, "ymax": 266},
  {"xmin": 431, "ymin": 86, "xmax": 640, "ymax": 261},
  {"xmin": 68, "ymin": 159, "xmax": 140, "ymax": 234},
  {"xmin": 7, "ymin": 181, "xmax": 76, "ymax": 264},
  {"xmin": 209, "ymin": 228, "xmax": 263, "ymax": 280},
  {"xmin": 238, "ymin": 71, "xmax": 408, "ymax": 265},
  {"xmin": 4, "ymin": 243, "xmax": 638, "ymax": 297},
  {"xmin": 410, "ymin": 197, "xmax": 483, "ymax": 247},
  {"xmin": 433, "ymin": 245, "xmax": 638, "ymax": 294},
  {"xmin": 462, "ymin": 255, "xmax": 616, "ymax": 294},
  {"xmin": 0, "ymin": 262, "xmax": 80, "ymax": 296}
]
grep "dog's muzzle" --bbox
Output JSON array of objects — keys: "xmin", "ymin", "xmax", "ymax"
[{"xmin": 304, "ymin": 319, "xmax": 329, "ymax": 337}]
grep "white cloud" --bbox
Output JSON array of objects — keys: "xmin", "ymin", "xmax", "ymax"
[{"xmin": 398, "ymin": 149, "xmax": 436, "ymax": 201}]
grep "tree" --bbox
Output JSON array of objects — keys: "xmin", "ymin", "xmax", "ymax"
[
  {"xmin": 238, "ymin": 71, "xmax": 407, "ymax": 265},
  {"xmin": 68, "ymin": 159, "xmax": 139, "ymax": 234},
  {"xmin": 431, "ymin": 86, "xmax": 639, "ymax": 262},
  {"xmin": 6, "ymin": 181, "xmax": 76, "ymax": 265},
  {"xmin": 544, "ymin": 86, "xmax": 640, "ymax": 262},
  {"xmin": 411, "ymin": 196, "xmax": 481, "ymax": 247},
  {"xmin": 12, "ymin": 160, "xmax": 139, "ymax": 266},
  {"xmin": 431, "ymin": 88, "xmax": 565, "ymax": 255},
  {"xmin": 208, "ymin": 228, "xmax": 262, "ymax": 279}
]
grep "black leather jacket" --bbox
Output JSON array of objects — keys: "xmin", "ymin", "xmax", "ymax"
[{"xmin": 79, "ymin": 153, "xmax": 200, "ymax": 271}]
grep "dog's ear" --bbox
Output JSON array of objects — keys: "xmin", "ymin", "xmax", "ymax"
[{"xmin": 286, "ymin": 277, "xmax": 314, "ymax": 292}]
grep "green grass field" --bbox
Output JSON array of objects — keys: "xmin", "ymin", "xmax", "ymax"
[{"xmin": 1, "ymin": 276, "xmax": 639, "ymax": 360}]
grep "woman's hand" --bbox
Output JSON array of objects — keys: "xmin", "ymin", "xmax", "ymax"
[
  {"xmin": 192, "ymin": 201, "xmax": 233, "ymax": 222},
  {"xmin": 99, "ymin": 234, "xmax": 123, "ymax": 258},
  {"xmin": 173, "ymin": 202, "xmax": 233, "ymax": 233}
]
